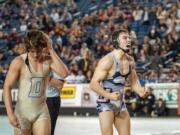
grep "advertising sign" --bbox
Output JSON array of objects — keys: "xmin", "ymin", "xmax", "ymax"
[
  {"xmin": 60, "ymin": 84, "xmax": 82, "ymax": 107},
  {"xmin": 81, "ymin": 84, "xmax": 97, "ymax": 108},
  {"xmin": 146, "ymin": 83, "xmax": 179, "ymax": 108}
]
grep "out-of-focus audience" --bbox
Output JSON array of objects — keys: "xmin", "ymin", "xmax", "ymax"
[{"xmin": 0, "ymin": 0, "xmax": 179, "ymax": 87}]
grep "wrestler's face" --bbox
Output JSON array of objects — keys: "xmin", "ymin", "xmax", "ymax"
[
  {"xmin": 29, "ymin": 47, "xmax": 48, "ymax": 61},
  {"xmin": 118, "ymin": 32, "xmax": 131, "ymax": 52}
]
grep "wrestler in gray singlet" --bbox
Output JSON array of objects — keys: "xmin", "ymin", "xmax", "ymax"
[{"xmin": 97, "ymin": 52, "xmax": 131, "ymax": 113}]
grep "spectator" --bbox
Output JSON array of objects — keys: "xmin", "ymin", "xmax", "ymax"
[
  {"xmin": 132, "ymin": 6, "xmax": 143, "ymax": 33},
  {"xmin": 152, "ymin": 98, "xmax": 167, "ymax": 117},
  {"xmin": 76, "ymin": 70, "xmax": 86, "ymax": 84},
  {"xmin": 78, "ymin": 51, "xmax": 92, "ymax": 74},
  {"xmin": 141, "ymin": 87, "xmax": 156, "ymax": 116},
  {"xmin": 86, "ymin": 70, "xmax": 93, "ymax": 83},
  {"xmin": 65, "ymin": 69, "xmax": 76, "ymax": 84},
  {"xmin": 125, "ymin": 89, "xmax": 139, "ymax": 117}
]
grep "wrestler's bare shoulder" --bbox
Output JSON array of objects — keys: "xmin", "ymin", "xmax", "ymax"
[
  {"xmin": 99, "ymin": 53, "xmax": 113, "ymax": 63},
  {"xmin": 98, "ymin": 53, "xmax": 113, "ymax": 68},
  {"xmin": 10, "ymin": 56, "xmax": 24, "ymax": 67},
  {"xmin": 126, "ymin": 54, "xmax": 135, "ymax": 68}
]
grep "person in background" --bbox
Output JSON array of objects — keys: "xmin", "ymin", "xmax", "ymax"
[
  {"xmin": 152, "ymin": 98, "xmax": 166, "ymax": 117},
  {"xmin": 46, "ymin": 70, "xmax": 65, "ymax": 135}
]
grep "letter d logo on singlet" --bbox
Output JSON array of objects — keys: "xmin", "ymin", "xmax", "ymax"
[{"xmin": 29, "ymin": 77, "xmax": 45, "ymax": 98}]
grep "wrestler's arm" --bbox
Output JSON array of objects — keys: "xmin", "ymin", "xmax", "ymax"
[
  {"xmin": 49, "ymin": 76, "xmax": 64, "ymax": 90},
  {"xmin": 3, "ymin": 57, "xmax": 22, "ymax": 126},
  {"xmin": 90, "ymin": 56, "xmax": 120, "ymax": 100},
  {"xmin": 90, "ymin": 56, "xmax": 112, "ymax": 98},
  {"xmin": 129, "ymin": 58, "xmax": 148, "ymax": 97},
  {"xmin": 45, "ymin": 34, "xmax": 69, "ymax": 78},
  {"xmin": 49, "ymin": 50, "xmax": 69, "ymax": 78}
]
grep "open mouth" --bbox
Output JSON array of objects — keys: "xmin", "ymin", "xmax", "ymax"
[{"xmin": 126, "ymin": 44, "xmax": 131, "ymax": 48}]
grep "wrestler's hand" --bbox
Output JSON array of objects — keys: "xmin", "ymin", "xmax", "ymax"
[
  {"xmin": 43, "ymin": 33, "xmax": 53, "ymax": 51},
  {"xmin": 139, "ymin": 87, "xmax": 150, "ymax": 98},
  {"xmin": 9, "ymin": 113, "xmax": 20, "ymax": 128},
  {"xmin": 108, "ymin": 92, "xmax": 121, "ymax": 101},
  {"xmin": 46, "ymin": 36, "xmax": 53, "ymax": 51},
  {"xmin": 47, "ymin": 37, "xmax": 53, "ymax": 51}
]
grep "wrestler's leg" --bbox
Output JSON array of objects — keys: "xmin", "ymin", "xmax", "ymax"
[
  {"xmin": 14, "ymin": 128, "xmax": 31, "ymax": 135},
  {"xmin": 32, "ymin": 118, "xmax": 51, "ymax": 135},
  {"xmin": 14, "ymin": 115, "xmax": 32, "ymax": 135},
  {"xmin": 114, "ymin": 110, "xmax": 131, "ymax": 135},
  {"xmin": 99, "ymin": 111, "xmax": 114, "ymax": 135}
]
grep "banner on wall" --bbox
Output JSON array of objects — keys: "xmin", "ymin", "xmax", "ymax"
[
  {"xmin": 60, "ymin": 84, "xmax": 82, "ymax": 107},
  {"xmin": 0, "ymin": 83, "xmax": 180, "ymax": 109},
  {"xmin": 178, "ymin": 83, "xmax": 180, "ymax": 114},
  {"xmin": 81, "ymin": 84, "xmax": 97, "ymax": 108},
  {"xmin": 61, "ymin": 86, "xmax": 76, "ymax": 99},
  {"xmin": 146, "ymin": 83, "xmax": 179, "ymax": 108}
]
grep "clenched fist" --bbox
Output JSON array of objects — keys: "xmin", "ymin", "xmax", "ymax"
[
  {"xmin": 139, "ymin": 87, "xmax": 150, "ymax": 98},
  {"xmin": 108, "ymin": 92, "xmax": 121, "ymax": 101}
]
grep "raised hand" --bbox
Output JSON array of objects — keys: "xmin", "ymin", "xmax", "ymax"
[
  {"xmin": 139, "ymin": 87, "xmax": 150, "ymax": 98},
  {"xmin": 47, "ymin": 37, "xmax": 53, "ymax": 50},
  {"xmin": 43, "ymin": 33, "xmax": 53, "ymax": 51}
]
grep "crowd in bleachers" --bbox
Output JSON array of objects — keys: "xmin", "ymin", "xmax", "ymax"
[{"xmin": 0, "ymin": 0, "xmax": 180, "ymax": 88}]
